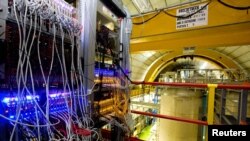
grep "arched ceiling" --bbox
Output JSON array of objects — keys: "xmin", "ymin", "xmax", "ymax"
[
  {"xmin": 130, "ymin": 51, "xmax": 171, "ymax": 81},
  {"xmin": 211, "ymin": 46, "xmax": 250, "ymax": 72},
  {"xmin": 128, "ymin": 0, "xmax": 250, "ymax": 82},
  {"xmin": 159, "ymin": 57, "xmax": 222, "ymax": 72},
  {"xmin": 130, "ymin": 45, "xmax": 250, "ymax": 81}
]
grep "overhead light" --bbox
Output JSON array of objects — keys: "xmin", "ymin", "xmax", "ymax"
[
  {"xmin": 200, "ymin": 62, "xmax": 207, "ymax": 69},
  {"xmin": 143, "ymin": 51, "xmax": 155, "ymax": 57},
  {"xmin": 132, "ymin": 0, "xmax": 151, "ymax": 13},
  {"xmin": 183, "ymin": 46, "xmax": 195, "ymax": 55}
]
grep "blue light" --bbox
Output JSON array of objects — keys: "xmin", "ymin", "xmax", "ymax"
[
  {"xmin": 26, "ymin": 95, "xmax": 32, "ymax": 100},
  {"xmin": 26, "ymin": 95, "xmax": 39, "ymax": 100},
  {"xmin": 1, "ymin": 92, "xmax": 71, "ymax": 118},
  {"xmin": 50, "ymin": 94, "xmax": 58, "ymax": 98},
  {"xmin": 95, "ymin": 69, "xmax": 115, "ymax": 77},
  {"xmin": 49, "ymin": 93, "xmax": 69, "ymax": 98},
  {"xmin": 2, "ymin": 95, "xmax": 39, "ymax": 104},
  {"xmin": 2, "ymin": 98, "xmax": 10, "ymax": 104}
]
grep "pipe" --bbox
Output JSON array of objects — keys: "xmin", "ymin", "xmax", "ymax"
[
  {"xmin": 131, "ymin": 81, "xmax": 250, "ymax": 90},
  {"xmin": 131, "ymin": 110, "xmax": 208, "ymax": 126}
]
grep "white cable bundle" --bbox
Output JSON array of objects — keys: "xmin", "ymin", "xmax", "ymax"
[
  {"xmin": 14, "ymin": 0, "xmax": 82, "ymax": 35},
  {"xmin": 0, "ymin": 0, "xmax": 98, "ymax": 141}
]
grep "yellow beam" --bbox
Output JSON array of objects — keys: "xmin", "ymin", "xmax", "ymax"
[
  {"xmin": 131, "ymin": 0, "xmax": 250, "ymax": 52},
  {"xmin": 207, "ymin": 84, "xmax": 218, "ymax": 125},
  {"xmin": 131, "ymin": 22, "xmax": 250, "ymax": 52},
  {"xmin": 144, "ymin": 49, "xmax": 241, "ymax": 81}
]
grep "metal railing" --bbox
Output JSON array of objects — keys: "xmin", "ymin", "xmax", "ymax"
[{"xmin": 129, "ymin": 81, "xmax": 250, "ymax": 140}]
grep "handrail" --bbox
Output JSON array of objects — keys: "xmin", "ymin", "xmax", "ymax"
[
  {"xmin": 131, "ymin": 110, "xmax": 208, "ymax": 126},
  {"xmin": 217, "ymin": 84, "xmax": 250, "ymax": 89},
  {"xmin": 131, "ymin": 81, "xmax": 250, "ymax": 90},
  {"xmin": 130, "ymin": 81, "xmax": 250, "ymax": 127},
  {"xmin": 132, "ymin": 81, "xmax": 207, "ymax": 88}
]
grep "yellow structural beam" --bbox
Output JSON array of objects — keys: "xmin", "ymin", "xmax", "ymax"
[
  {"xmin": 131, "ymin": 0, "xmax": 250, "ymax": 52},
  {"xmin": 144, "ymin": 49, "xmax": 241, "ymax": 81},
  {"xmin": 207, "ymin": 84, "xmax": 218, "ymax": 125}
]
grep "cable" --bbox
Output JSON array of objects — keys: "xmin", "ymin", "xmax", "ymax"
[
  {"xmin": 3, "ymin": 1, "xmax": 99, "ymax": 141},
  {"xmin": 218, "ymin": 0, "xmax": 250, "ymax": 10},
  {"xmin": 0, "ymin": 114, "xmax": 60, "ymax": 127},
  {"xmin": 6, "ymin": 1, "xmax": 88, "ymax": 141},
  {"xmin": 132, "ymin": 0, "xmax": 248, "ymax": 26},
  {"xmin": 116, "ymin": 62, "xmax": 132, "ymax": 83},
  {"xmin": 100, "ymin": 32, "xmax": 132, "ymax": 84},
  {"xmin": 133, "ymin": 10, "xmax": 161, "ymax": 25},
  {"xmin": 163, "ymin": 1, "xmax": 211, "ymax": 19},
  {"xmin": 132, "ymin": 1, "xmax": 212, "ymax": 25}
]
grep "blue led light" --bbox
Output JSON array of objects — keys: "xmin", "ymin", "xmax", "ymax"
[
  {"xmin": 2, "ymin": 97, "xmax": 19, "ymax": 104},
  {"xmin": 95, "ymin": 69, "xmax": 115, "ymax": 77},
  {"xmin": 2, "ymin": 98, "xmax": 10, "ymax": 104},
  {"xmin": 49, "ymin": 93, "xmax": 69, "ymax": 98},
  {"xmin": 1, "ymin": 92, "xmax": 72, "ymax": 118},
  {"xmin": 48, "ymin": 92, "xmax": 71, "ymax": 114},
  {"xmin": 2, "ymin": 95, "xmax": 39, "ymax": 104},
  {"xmin": 50, "ymin": 93, "xmax": 59, "ymax": 98}
]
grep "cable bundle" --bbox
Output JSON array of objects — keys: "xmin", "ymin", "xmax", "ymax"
[
  {"xmin": 0, "ymin": 0, "xmax": 100, "ymax": 141},
  {"xmin": 15, "ymin": 0, "xmax": 82, "ymax": 35}
]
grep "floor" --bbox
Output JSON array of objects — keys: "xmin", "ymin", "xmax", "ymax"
[{"xmin": 138, "ymin": 122, "xmax": 158, "ymax": 141}]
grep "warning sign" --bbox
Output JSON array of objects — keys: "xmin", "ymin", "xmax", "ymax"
[{"xmin": 176, "ymin": 4, "xmax": 208, "ymax": 29}]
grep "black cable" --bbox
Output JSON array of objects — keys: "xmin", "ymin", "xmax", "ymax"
[
  {"xmin": 132, "ymin": 1, "xmax": 211, "ymax": 25},
  {"xmin": 218, "ymin": 0, "xmax": 250, "ymax": 10},
  {"xmin": 115, "ymin": 62, "xmax": 132, "ymax": 83},
  {"xmin": 133, "ymin": 10, "xmax": 161, "ymax": 25},
  {"xmin": 107, "ymin": 42, "xmax": 133, "ymax": 83},
  {"xmin": 97, "ymin": 28, "xmax": 133, "ymax": 84},
  {"xmin": 163, "ymin": 1, "xmax": 211, "ymax": 19}
]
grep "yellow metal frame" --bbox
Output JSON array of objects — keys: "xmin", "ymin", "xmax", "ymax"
[
  {"xmin": 131, "ymin": 0, "xmax": 250, "ymax": 52},
  {"xmin": 207, "ymin": 84, "xmax": 218, "ymax": 124},
  {"xmin": 206, "ymin": 84, "xmax": 218, "ymax": 141}
]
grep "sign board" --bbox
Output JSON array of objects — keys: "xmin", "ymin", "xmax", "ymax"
[{"xmin": 176, "ymin": 4, "xmax": 208, "ymax": 29}]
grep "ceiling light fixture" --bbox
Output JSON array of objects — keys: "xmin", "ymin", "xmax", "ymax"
[{"xmin": 132, "ymin": 0, "xmax": 151, "ymax": 13}]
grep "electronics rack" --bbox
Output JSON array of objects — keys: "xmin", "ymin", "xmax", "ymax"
[
  {"xmin": 0, "ymin": 0, "xmax": 92, "ymax": 140},
  {"xmin": 94, "ymin": 4, "xmax": 120, "ymax": 116},
  {"xmin": 93, "ymin": 1, "xmax": 134, "ymax": 141},
  {"xmin": 0, "ymin": 0, "xmax": 132, "ymax": 140}
]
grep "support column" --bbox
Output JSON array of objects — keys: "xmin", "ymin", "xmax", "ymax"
[
  {"xmin": 238, "ymin": 90, "xmax": 248, "ymax": 124},
  {"xmin": 207, "ymin": 84, "xmax": 218, "ymax": 125},
  {"xmin": 79, "ymin": 0, "xmax": 97, "ymax": 115},
  {"xmin": 220, "ymin": 89, "xmax": 226, "ymax": 123},
  {"xmin": 206, "ymin": 84, "xmax": 218, "ymax": 141}
]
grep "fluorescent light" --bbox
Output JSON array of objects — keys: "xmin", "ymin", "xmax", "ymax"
[
  {"xmin": 143, "ymin": 51, "xmax": 155, "ymax": 57},
  {"xmin": 132, "ymin": 0, "xmax": 151, "ymax": 12},
  {"xmin": 200, "ymin": 62, "xmax": 207, "ymax": 69}
]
